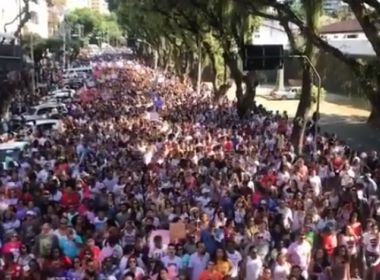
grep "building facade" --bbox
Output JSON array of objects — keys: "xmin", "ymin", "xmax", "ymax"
[
  {"xmin": 64, "ymin": 0, "xmax": 91, "ymax": 11},
  {"xmin": 320, "ymin": 19, "xmax": 375, "ymax": 57},
  {"xmin": 48, "ymin": 0, "xmax": 66, "ymax": 37},
  {"xmin": 64, "ymin": 0, "xmax": 109, "ymax": 14},
  {"xmin": 90, "ymin": 0, "xmax": 109, "ymax": 14},
  {"xmin": 0, "ymin": 0, "xmax": 49, "ymax": 38},
  {"xmin": 251, "ymin": 19, "xmax": 291, "ymax": 49},
  {"xmin": 323, "ymin": 0, "xmax": 343, "ymax": 14}
]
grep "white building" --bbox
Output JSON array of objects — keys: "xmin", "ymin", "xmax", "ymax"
[
  {"xmin": 64, "ymin": 0, "xmax": 91, "ymax": 11},
  {"xmin": 252, "ymin": 19, "xmax": 291, "ymax": 49},
  {"xmin": 253, "ymin": 18, "xmax": 375, "ymax": 57},
  {"xmin": 90, "ymin": 0, "xmax": 109, "ymax": 14},
  {"xmin": 320, "ymin": 19, "xmax": 375, "ymax": 57},
  {"xmin": 0, "ymin": 0, "xmax": 49, "ymax": 38},
  {"xmin": 323, "ymin": 0, "xmax": 343, "ymax": 14},
  {"xmin": 65, "ymin": 0, "xmax": 109, "ymax": 14}
]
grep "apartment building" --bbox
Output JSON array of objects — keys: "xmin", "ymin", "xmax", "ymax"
[
  {"xmin": 65, "ymin": 0, "xmax": 109, "ymax": 14},
  {"xmin": 90, "ymin": 0, "xmax": 109, "ymax": 14}
]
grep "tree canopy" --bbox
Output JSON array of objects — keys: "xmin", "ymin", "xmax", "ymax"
[
  {"xmin": 65, "ymin": 8, "xmax": 122, "ymax": 46},
  {"xmin": 115, "ymin": 0, "xmax": 261, "ymax": 116},
  {"xmin": 114, "ymin": 0, "xmax": 380, "ymax": 126}
]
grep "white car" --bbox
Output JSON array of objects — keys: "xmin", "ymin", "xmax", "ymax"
[
  {"xmin": 25, "ymin": 119, "xmax": 63, "ymax": 132},
  {"xmin": 49, "ymin": 88, "xmax": 76, "ymax": 98},
  {"xmin": 14, "ymin": 103, "xmax": 68, "ymax": 121},
  {"xmin": 271, "ymin": 87, "xmax": 301, "ymax": 100},
  {"xmin": 0, "ymin": 141, "xmax": 29, "ymax": 170}
]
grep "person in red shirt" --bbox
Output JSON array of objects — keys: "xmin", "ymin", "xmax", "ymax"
[
  {"xmin": 79, "ymin": 238, "xmax": 101, "ymax": 268},
  {"xmin": 1, "ymin": 252, "xmax": 21, "ymax": 279},
  {"xmin": 223, "ymin": 136, "xmax": 234, "ymax": 152},
  {"xmin": 199, "ymin": 261, "xmax": 224, "ymax": 280},
  {"xmin": 61, "ymin": 185, "xmax": 80, "ymax": 208},
  {"xmin": 260, "ymin": 169, "xmax": 277, "ymax": 189}
]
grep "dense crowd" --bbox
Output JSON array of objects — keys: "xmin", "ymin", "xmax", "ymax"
[{"xmin": 0, "ymin": 58, "xmax": 379, "ymax": 280}]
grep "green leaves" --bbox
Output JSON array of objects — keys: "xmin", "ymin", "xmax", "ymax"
[{"xmin": 65, "ymin": 8, "xmax": 122, "ymax": 45}]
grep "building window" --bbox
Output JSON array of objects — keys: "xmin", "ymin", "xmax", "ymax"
[
  {"xmin": 254, "ymin": 34, "xmax": 260, "ymax": 38},
  {"xmin": 30, "ymin": 11, "xmax": 39, "ymax": 24},
  {"xmin": 31, "ymin": 0, "xmax": 39, "ymax": 3},
  {"xmin": 333, "ymin": 35, "xmax": 339, "ymax": 38},
  {"xmin": 346, "ymin": 34, "xmax": 358, "ymax": 39}
]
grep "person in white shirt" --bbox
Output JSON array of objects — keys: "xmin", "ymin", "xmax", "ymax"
[
  {"xmin": 226, "ymin": 240, "xmax": 242, "ymax": 280},
  {"xmin": 272, "ymin": 252, "xmax": 291, "ymax": 280},
  {"xmin": 309, "ymin": 169, "xmax": 322, "ymax": 197},
  {"xmin": 287, "ymin": 232, "xmax": 311, "ymax": 279},
  {"xmin": 188, "ymin": 242, "xmax": 209, "ymax": 280},
  {"xmin": 277, "ymin": 200, "xmax": 293, "ymax": 231},
  {"xmin": 339, "ymin": 163, "xmax": 355, "ymax": 188},
  {"xmin": 244, "ymin": 246, "xmax": 262, "ymax": 280},
  {"xmin": 161, "ymin": 243, "xmax": 182, "ymax": 280}
]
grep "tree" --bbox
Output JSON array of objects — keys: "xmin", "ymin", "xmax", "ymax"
[
  {"xmin": 249, "ymin": 0, "xmax": 380, "ymax": 127},
  {"xmin": 65, "ymin": 8, "xmax": 101, "ymax": 37},
  {"xmin": 116, "ymin": 0, "xmax": 261, "ymax": 116},
  {"xmin": 22, "ymin": 34, "xmax": 64, "ymax": 65},
  {"xmin": 284, "ymin": 1, "xmax": 322, "ymax": 153},
  {"xmin": 65, "ymin": 8, "xmax": 122, "ymax": 46},
  {"xmin": 3, "ymin": 0, "xmax": 31, "ymax": 38}
]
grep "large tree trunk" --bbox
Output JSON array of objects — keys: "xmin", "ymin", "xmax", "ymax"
[
  {"xmin": 203, "ymin": 41, "xmax": 218, "ymax": 93},
  {"xmin": 291, "ymin": 62, "xmax": 312, "ymax": 154},
  {"xmin": 235, "ymin": 71, "xmax": 258, "ymax": 117},
  {"xmin": 367, "ymin": 98, "xmax": 380, "ymax": 128},
  {"xmin": 223, "ymin": 52, "xmax": 244, "ymax": 116}
]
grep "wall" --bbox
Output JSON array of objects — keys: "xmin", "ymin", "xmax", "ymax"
[
  {"xmin": 252, "ymin": 20, "xmax": 290, "ymax": 49},
  {"xmin": 0, "ymin": 0, "xmax": 49, "ymax": 38}
]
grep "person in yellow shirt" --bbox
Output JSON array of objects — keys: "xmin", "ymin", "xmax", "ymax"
[{"xmin": 213, "ymin": 247, "xmax": 232, "ymax": 279}]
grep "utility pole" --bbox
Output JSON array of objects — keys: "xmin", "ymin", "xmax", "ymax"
[
  {"xmin": 196, "ymin": 40, "xmax": 202, "ymax": 96},
  {"xmin": 62, "ymin": 22, "xmax": 66, "ymax": 69},
  {"xmin": 30, "ymin": 34, "xmax": 36, "ymax": 97}
]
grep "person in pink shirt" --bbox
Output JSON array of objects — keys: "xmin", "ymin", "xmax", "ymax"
[{"xmin": 2, "ymin": 232, "xmax": 22, "ymax": 258}]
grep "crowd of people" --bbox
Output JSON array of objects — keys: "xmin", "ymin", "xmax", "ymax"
[{"xmin": 0, "ymin": 57, "xmax": 379, "ymax": 280}]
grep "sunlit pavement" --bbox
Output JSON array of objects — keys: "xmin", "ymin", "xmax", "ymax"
[{"xmin": 255, "ymin": 95, "xmax": 380, "ymax": 152}]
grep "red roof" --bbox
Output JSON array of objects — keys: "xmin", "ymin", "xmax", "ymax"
[{"xmin": 320, "ymin": 19, "xmax": 362, "ymax": 34}]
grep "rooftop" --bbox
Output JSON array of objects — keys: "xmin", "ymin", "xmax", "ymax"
[{"xmin": 320, "ymin": 19, "xmax": 363, "ymax": 34}]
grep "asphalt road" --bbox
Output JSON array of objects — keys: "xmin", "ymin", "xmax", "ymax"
[{"xmin": 255, "ymin": 94, "xmax": 380, "ymax": 152}]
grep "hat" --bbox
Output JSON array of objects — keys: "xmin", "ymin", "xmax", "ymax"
[{"xmin": 26, "ymin": 210, "xmax": 36, "ymax": 216}]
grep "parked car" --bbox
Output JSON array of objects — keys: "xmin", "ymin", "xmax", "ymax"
[
  {"xmin": 0, "ymin": 140, "xmax": 29, "ymax": 170},
  {"xmin": 271, "ymin": 87, "xmax": 301, "ymax": 100},
  {"xmin": 13, "ymin": 103, "xmax": 68, "ymax": 121},
  {"xmin": 24, "ymin": 119, "xmax": 64, "ymax": 133},
  {"xmin": 49, "ymin": 88, "xmax": 76, "ymax": 97}
]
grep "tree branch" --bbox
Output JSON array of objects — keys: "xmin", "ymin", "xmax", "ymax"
[
  {"xmin": 242, "ymin": 0, "xmax": 364, "ymax": 75},
  {"xmin": 14, "ymin": 0, "xmax": 31, "ymax": 38},
  {"xmin": 363, "ymin": 0, "xmax": 380, "ymax": 13}
]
